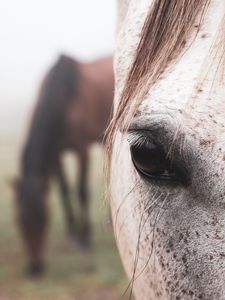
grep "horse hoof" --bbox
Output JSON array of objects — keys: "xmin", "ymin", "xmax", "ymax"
[
  {"xmin": 27, "ymin": 263, "xmax": 45, "ymax": 278},
  {"xmin": 69, "ymin": 235, "xmax": 91, "ymax": 251},
  {"xmin": 77, "ymin": 236, "xmax": 92, "ymax": 252}
]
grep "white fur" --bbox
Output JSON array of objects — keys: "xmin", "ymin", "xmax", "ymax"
[{"xmin": 111, "ymin": 1, "xmax": 225, "ymax": 299}]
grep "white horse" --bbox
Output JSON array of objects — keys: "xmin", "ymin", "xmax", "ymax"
[{"xmin": 108, "ymin": 0, "xmax": 225, "ymax": 299}]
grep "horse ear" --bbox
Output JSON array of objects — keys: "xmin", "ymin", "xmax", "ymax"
[{"xmin": 6, "ymin": 177, "xmax": 21, "ymax": 191}]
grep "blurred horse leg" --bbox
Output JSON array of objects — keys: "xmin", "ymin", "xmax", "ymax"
[
  {"xmin": 77, "ymin": 148, "xmax": 90, "ymax": 248},
  {"xmin": 16, "ymin": 175, "xmax": 48, "ymax": 277},
  {"xmin": 56, "ymin": 160, "xmax": 76, "ymax": 238}
]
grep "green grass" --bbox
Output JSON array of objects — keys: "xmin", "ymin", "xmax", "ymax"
[{"xmin": 0, "ymin": 131, "xmax": 128, "ymax": 300}]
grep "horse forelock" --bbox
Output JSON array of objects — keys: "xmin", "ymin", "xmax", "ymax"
[{"xmin": 106, "ymin": 0, "xmax": 225, "ymax": 161}]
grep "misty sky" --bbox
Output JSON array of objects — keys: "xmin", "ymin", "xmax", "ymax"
[{"xmin": 0, "ymin": 0, "xmax": 116, "ymax": 113}]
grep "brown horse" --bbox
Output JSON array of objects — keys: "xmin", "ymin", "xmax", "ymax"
[{"xmin": 14, "ymin": 55, "xmax": 114, "ymax": 276}]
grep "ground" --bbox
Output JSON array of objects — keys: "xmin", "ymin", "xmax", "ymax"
[{"xmin": 0, "ymin": 121, "xmax": 131, "ymax": 300}]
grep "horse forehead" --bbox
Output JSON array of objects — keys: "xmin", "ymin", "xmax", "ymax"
[
  {"xmin": 139, "ymin": 35, "xmax": 225, "ymax": 139},
  {"xmin": 140, "ymin": 1, "xmax": 224, "ymax": 117},
  {"xmin": 138, "ymin": 7, "xmax": 225, "ymax": 139},
  {"xmin": 115, "ymin": 0, "xmax": 225, "ymax": 137},
  {"xmin": 115, "ymin": 0, "xmax": 223, "ymax": 82}
]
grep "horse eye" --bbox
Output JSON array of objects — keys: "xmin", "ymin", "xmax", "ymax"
[{"xmin": 130, "ymin": 142, "xmax": 183, "ymax": 183}]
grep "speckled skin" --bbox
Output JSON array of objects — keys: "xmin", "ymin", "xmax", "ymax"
[{"xmin": 111, "ymin": 1, "xmax": 225, "ymax": 299}]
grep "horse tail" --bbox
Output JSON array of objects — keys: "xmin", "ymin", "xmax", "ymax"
[{"xmin": 22, "ymin": 54, "xmax": 79, "ymax": 174}]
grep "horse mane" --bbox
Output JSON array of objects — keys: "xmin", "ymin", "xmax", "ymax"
[
  {"xmin": 106, "ymin": 0, "xmax": 211, "ymax": 158},
  {"xmin": 22, "ymin": 54, "xmax": 79, "ymax": 175}
]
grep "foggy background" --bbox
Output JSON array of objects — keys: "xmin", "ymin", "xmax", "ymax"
[
  {"xmin": 0, "ymin": 2, "xmax": 131, "ymax": 300},
  {"xmin": 0, "ymin": 0, "xmax": 116, "ymax": 135}
]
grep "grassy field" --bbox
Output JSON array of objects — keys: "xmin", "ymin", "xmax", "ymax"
[{"xmin": 0, "ymin": 125, "xmax": 129, "ymax": 300}]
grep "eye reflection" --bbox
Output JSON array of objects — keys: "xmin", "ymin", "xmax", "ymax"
[
  {"xmin": 130, "ymin": 141, "xmax": 184, "ymax": 184},
  {"xmin": 131, "ymin": 142, "xmax": 167, "ymax": 176}
]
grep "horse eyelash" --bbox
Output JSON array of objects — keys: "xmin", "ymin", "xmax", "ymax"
[{"xmin": 127, "ymin": 131, "xmax": 151, "ymax": 148}]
